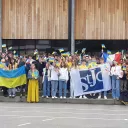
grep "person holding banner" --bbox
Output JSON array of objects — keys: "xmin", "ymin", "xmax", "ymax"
[
  {"xmin": 8, "ymin": 59, "xmax": 18, "ymax": 98},
  {"xmin": 70, "ymin": 61, "xmax": 78, "ymax": 99},
  {"xmin": 111, "ymin": 61, "xmax": 123, "ymax": 100},
  {"xmin": 27, "ymin": 64, "xmax": 39, "ymax": 103},
  {"xmin": 98, "ymin": 58, "xmax": 111, "ymax": 99},
  {"xmin": 79, "ymin": 60, "xmax": 88, "ymax": 99},
  {"xmin": 59, "ymin": 62, "xmax": 69, "ymax": 98},
  {"xmin": 88, "ymin": 56, "xmax": 97, "ymax": 69}
]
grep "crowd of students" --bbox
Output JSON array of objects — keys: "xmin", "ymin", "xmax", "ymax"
[{"xmin": 0, "ymin": 51, "xmax": 128, "ymax": 103}]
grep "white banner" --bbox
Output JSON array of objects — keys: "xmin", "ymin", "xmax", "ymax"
[{"xmin": 70, "ymin": 64, "xmax": 111, "ymax": 97}]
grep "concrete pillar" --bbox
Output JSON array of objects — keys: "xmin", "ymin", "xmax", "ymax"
[
  {"xmin": 0, "ymin": 0, "xmax": 2, "ymax": 51},
  {"xmin": 71, "ymin": 0, "xmax": 75, "ymax": 55}
]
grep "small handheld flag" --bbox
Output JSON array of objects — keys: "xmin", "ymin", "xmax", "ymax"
[
  {"xmin": 75, "ymin": 50, "xmax": 78, "ymax": 54},
  {"xmin": 8, "ymin": 47, "xmax": 12, "ymax": 50},
  {"xmin": 52, "ymin": 51, "xmax": 57, "ymax": 55},
  {"xmin": 107, "ymin": 50, "xmax": 111, "ymax": 54},
  {"xmin": 2, "ymin": 44, "xmax": 6, "ymax": 48},
  {"xmin": 82, "ymin": 48, "xmax": 86, "ymax": 53},
  {"xmin": 61, "ymin": 52, "xmax": 70, "ymax": 56},
  {"xmin": 34, "ymin": 49, "xmax": 38, "ymax": 55},
  {"xmin": 101, "ymin": 44, "xmax": 106, "ymax": 49},
  {"xmin": 13, "ymin": 50, "xmax": 16, "ymax": 54},
  {"xmin": 36, "ymin": 55, "xmax": 40, "ymax": 60},
  {"xmin": 122, "ymin": 66, "xmax": 126, "ymax": 71},
  {"xmin": 48, "ymin": 57, "xmax": 55, "ymax": 62},
  {"xmin": 58, "ymin": 48, "xmax": 64, "ymax": 53}
]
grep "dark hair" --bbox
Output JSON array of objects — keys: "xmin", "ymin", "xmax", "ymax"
[
  {"xmin": 32, "ymin": 61, "xmax": 38, "ymax": 69},
  {"xmin": 60, "ymin": 62, "xmax": 67, "ymax": 68}
]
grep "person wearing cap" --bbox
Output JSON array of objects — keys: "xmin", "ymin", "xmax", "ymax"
[{"xmin": 111, "ymin": 61, "xmax": 123, "ymax": 100}]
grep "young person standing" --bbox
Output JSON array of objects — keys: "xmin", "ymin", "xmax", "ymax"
[{"xmin": 59, "ymin": 62, "xmax": 69, "ymax": 98}]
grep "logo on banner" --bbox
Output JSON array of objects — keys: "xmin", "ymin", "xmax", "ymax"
[{"xmin": 79, "ymin": 68, "xmax": 103, "ymax": 92}]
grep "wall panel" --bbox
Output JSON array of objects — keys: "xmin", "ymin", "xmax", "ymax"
[
  {"xmin": 2, "ymin": 0, "xmax": 68, "ymax": 39},
  {"xmin": 75, "ymin": 0, "xmax": 128, "ymax": 39}
]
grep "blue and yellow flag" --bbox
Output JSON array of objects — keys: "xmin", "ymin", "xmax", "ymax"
[
  {"xmin": 58, "ymin": 48, "xmax": 64, "ymax": 53},
  {"xmin": 101, "ymin": 44, "xmax": 106, "ymax": 49},
  {"xmin": 75, "ymin": 50, "xmax": 78, "ymax": 54},
  {"xmin": 82, "ymin": 48, "xmax": 86, "ymax": 53},
  {"xmin": 61, "ymin": 52, "xmax": 70, "ymax": 56},
  {"xmin": 48, "ymin": 57, "xmax": 55, "ymax": 62},
  {"xmin": 2, "ymin": 44, "xmax": 6, "ymax": 48},
  {"xmin": 0, "ymin": 66, "xmax": 26, "ymax": 88},
  {"xmin": 52, "ymin": 51, "xmax": 57, "ymax": 55},
  {"xmin": 8, "ymin": 47, "xmax": 12, "ymax": 50},
  {"xmin": 107, "ymin": 50, "xmax": 111, "ymax": 55}
]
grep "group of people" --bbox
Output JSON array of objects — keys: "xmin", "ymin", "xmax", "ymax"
[{"xmin": 0, "ymin": 51, "xmax": 128, "ymax": 103}]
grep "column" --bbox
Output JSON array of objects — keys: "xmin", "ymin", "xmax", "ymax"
[{"xmin": 71, "ymin": 0, "xmax": 75, "ymax": 54}]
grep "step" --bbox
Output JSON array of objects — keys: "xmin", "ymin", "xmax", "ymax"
[{"xmin": 0, "ymin": 96, "xmax": 122, "ymax": 105}]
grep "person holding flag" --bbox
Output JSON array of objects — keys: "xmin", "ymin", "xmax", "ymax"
[
  {"xmin": 27, "ymin": 63, "xmax": 39, "ymax": 103},
  {"xmin": 98, "ymin": 58, "xmax": 111, "ymax": 99}
]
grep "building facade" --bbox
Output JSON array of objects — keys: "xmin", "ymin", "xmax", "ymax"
[{"xmin": 1, "ymin": 0, "xmax": 128, "ymax": 54}]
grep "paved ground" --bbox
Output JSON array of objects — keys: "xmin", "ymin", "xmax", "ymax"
[{"xmin": 0, "ymin": 103, "xmax": 128, "ymax": 128}]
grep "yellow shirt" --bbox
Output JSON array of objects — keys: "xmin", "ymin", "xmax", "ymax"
[
  {"xmin": 79, "ymin": 65, "xmax": 88, "ymax": 70},
  {"xmin": 56, "ymin": 62, "xmax": 60, "ymax": 67},
  {"xmin": 67, "ymin": 62, "xmax": 72, "ymax": 69},
  {"xmin": 88, "ymin": 62, "xmax": 97, "ymax": 69}
]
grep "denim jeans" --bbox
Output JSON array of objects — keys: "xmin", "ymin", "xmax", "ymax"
[
  {"xmin": 51, "ymin": 80, "xmax": 58, "ymax": 97},
  {"xmin": 99, "ymin": 91, "xmax": 107, "ymax": 97},
  {"xmin": 59, "ymin": 80, "xmax": 67, "ymax": 97},
  {"xmin": 43, "ymin": 76, "xmax": 50, "ymax": 96},
  {"xmin": 112, "ymin": 75, "xmax": 120, "ymax": 99},
  {"xmin": 8, "ymin": 88, "xmax": 16, "ymax": 96}
]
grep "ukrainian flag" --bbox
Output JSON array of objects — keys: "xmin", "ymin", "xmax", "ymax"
[
  {"xmin": 107, "ymin": 50, "xmax": 111, "ymax": 55},
  {"xmin": 58, "ymin": 48, "xmax": 64, "ymax": 53},
  {"xmin": 0, "ymin": 66, "xmax": 27, "ymax": 88},
  {"xmin": 101, "ymin": 44, "xmax": 106, "ymax": 49},
  {"xmin": 2, "ymin": 44, "xmax": 6, "ymax": 48},
  {"xmin": 82, "ymin": 48, "xmax": 86, "ymax": 53},
  {"xmin": 75, "ymin": 50, "xmax": 78, "ymax": 54},
  {"xmin": 48, "ymin": 57, "xmax": 55, "ymax": 62},
  {"xmin": 61, "ymin": 52, "xmax": 70, "ymax": 56}
]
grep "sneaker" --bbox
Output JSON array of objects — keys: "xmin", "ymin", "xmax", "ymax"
[
  {"xmin": 20, "ymin": 94, "xmax": 22, "ymax": 98},
  {"xmin": 104, "ymin": 96, "xmax": 107, "ymax": 99},
  {"xmin": 60, "ymin": 96, "xmax": 62, "ymax": 99},
  {"xmin": 52, "ymin": 96, "xmax": 54, "ymax": 99},
  {"xmin": 98, "ymin": 95, "xmax": 101, "ymax": 99},
  {"xmin": 12, "ymin": 95, "xmax": 15, "ymax": 98},
  {"xmin": 9, "ymin": 95, "xmax": 11, "ymax": 98},
  {"xmin": 79, "ymin": 96, "xmax": 82, "ymax": 99},
  {"xmin": 46, "ymin": 96, "xmax": 49, "ymax": 99},
  {"xmin": 63, "ymin": 97, "xmax": 66, "ymax": 99},
  {"xmin": 54, "ymin": 96, "xmax": 58, "ymax": 99},
  {"xmin": 116, "ymin": 98, "xmax": 119, "ymax": 101},
  {"xmin": 83, "ymin": 96, "xmax": 87, "ymax": 99},
  {"xmin": 93, "ymin": 93, "xmax": 96, "ymax": 96},
  {"xmin": 42, "ymin": 96, "xmax": 44, "ymax": 98},
  {"xmin": 69, "ymin": 97, "xmax": 72, "ymax": 99}
]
